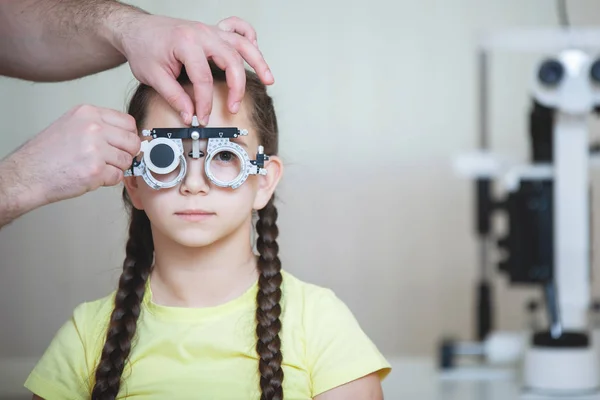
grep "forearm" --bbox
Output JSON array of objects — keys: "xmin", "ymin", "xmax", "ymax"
[
  {"xmin": 0, "ymin": 0, "xmax": 149, "ymax": 82},
  {"xmin": 0, "ymin": 155, "xmax": 44, "ymax": 230}
]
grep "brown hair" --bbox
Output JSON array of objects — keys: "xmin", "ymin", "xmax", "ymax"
[{"xmin": 91, "ymin": 63, "xmax": 284, "ymax": 400}]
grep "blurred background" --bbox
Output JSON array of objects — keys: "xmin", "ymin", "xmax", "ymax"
[{"xmin": 3, "ymin": 0, "xmax": 600, "ymax": 398}]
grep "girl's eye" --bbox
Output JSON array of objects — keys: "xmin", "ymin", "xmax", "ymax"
[{"xmin": 217, "ymin": 151, "xmax": 234, "ymax": 162}]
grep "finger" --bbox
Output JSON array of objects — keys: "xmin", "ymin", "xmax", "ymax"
[
  {"xmin": 219, "ymin": 31, "xmax": 274, "ymax": 86},
  {"xmin": 105, "ymin": 127, "xmax": 142, "ymax": 158},
  {"xmin": 104, "ymin": 142, "xmax": 135, "ymax": 172},
  {"xmin": 101, "ymin": 165, "xmax": 125, "ymax": 187},
  {"xmin": 146, "ymin": 67, "xmax": 195, "ymax": 125},
  {"xmin": 217, "ymin": 17, "xmax": 258, "ymax": 47},
  {"xmin": 174, "ymin": 44, "xmax": 214, "ymax": 124},
  {"xmin": 209, "ymin": 46, "xmax": 247, "ymax": 114},
  {"xmin": 98, "ymin": 107, "xmax": 137, "ymax": 133}
]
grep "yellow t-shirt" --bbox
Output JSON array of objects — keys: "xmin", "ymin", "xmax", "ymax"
[{"xmin": 24, "ymin": 270, "xmax": 391, "ymax": 399}]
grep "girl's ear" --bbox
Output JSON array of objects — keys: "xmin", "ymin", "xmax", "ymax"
[
  {"xmin": 123, "ymin": 176, "xmax": 145, "ymax": 210},
  {"xmin": 253, "ymin": 155, "xmax": 283, "ymax": 211}
]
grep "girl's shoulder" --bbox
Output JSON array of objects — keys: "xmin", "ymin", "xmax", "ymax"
[
  {"xmin": 72, "ymin": 290, "xmax": 118, "ymax": 323},
  {"xmin": 279, "ymin": 270, "xmax": 360, "ymax": 326},
  {"xmin": 67, "ymin": 291, "xmax": 118, "ymax": 343},
  {"xmin": 70, "ymin": 291, "xmax": 115, "ymax": 321},
  {"xmin": 281, "ymin": 270, "xmax": 340, "ymax": 299},
  {"xmin": 279, "ymin": 270, "xmax": 391, "ymax": 395}
]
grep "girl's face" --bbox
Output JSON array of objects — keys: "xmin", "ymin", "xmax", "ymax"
[{"xmin": 124, "ymin": 83, "xmax": 282, "ymax": 248}]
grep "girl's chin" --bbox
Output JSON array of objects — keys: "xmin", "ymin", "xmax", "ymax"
[{"xmin": 169, "ymin": 235, "xmax": 219, "ymax": 249}]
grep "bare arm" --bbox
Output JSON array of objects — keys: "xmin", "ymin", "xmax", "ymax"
[
  {"xmin": 0, "ymin": 0, "xmax": 147, "ymax": 81},
  {"xmin": 0, "ymin": 150, "xmax": 45, "ymax": 229},
  {"xmin": 313, "ymin": 373, "xmax": 384, "ymax": 400}
]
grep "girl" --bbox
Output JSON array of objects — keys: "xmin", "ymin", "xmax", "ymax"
[{"xmin": 24, "ymin": 63, "xmax": 391, "ymax": 400}]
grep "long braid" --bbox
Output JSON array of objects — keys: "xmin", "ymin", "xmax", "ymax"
[
  {"xmin": 91, "ymin": 207, "xmax": 154, "ymax": 400},
  {"xmin": 255, "ymin": 196, "xmax": 284, "ymax": 400}
]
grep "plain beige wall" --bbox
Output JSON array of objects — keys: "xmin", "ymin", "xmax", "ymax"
[{"xmin": 3, "ymin": 0, "xmax": 600, "ymax": 378}]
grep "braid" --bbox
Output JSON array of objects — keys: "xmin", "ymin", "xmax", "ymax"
[
  {"xmin": 91, "ymin": 207, "xmax": 154, "ymax": 400},
  {"xmin": 255, "ymin": 195, "xmax": 284, "ymax": 400}
]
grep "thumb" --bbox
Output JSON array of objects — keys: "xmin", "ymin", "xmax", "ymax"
[{"xmin": 147, "ymin": 69, "xmax": 194, "ymax": 124}]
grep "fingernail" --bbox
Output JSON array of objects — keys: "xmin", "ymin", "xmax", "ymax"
[
  {"xmin": 265, "ymin": 69, "xmax": 274, "ymax": 82},
  {"xmin": 200, "ymin": 116, "xmax": 209, "ymax": 126},
  {"xmin": 253, "ymin": 39, "xmax": 258, "ymax": 47},
  {"xmin": 231, "ymin": 102, "xmax": 240, "ymax": 113},
  {"xmin": 181, "ymin": 112, "xmax": 190, "ymax": 124}
]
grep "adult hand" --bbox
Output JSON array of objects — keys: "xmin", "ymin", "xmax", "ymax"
[
  {"xmin": 115, "ymin": 15, "xmax": 274, "ymax": 126},
  {"xmin": 5, "ymin": 104, "xmax": 140, "ymax": 206}
]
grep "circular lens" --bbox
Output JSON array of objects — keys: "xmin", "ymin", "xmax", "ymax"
[
  {"xmin": 149, "ymin": 143, "xmax": 175, "ymax": 169},
  {"xmin": 143, "ymin": 138, "xmax": 181, "ymax": 175},
  {"xmin": 538, "ymin": 59, "xmax": 564, "ymax": 86},
  {"xmin": 141, "ymin": 138, "xmax": 185, "ymax": 188},
  {"xmin": 207, "ymin": 148, "xmax": 243, "ymax": 186}
]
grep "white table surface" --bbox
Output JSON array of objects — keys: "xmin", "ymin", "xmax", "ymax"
[{"xmin": 382, "ymin": 357, "xmax": 600, "ymax": 400}]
